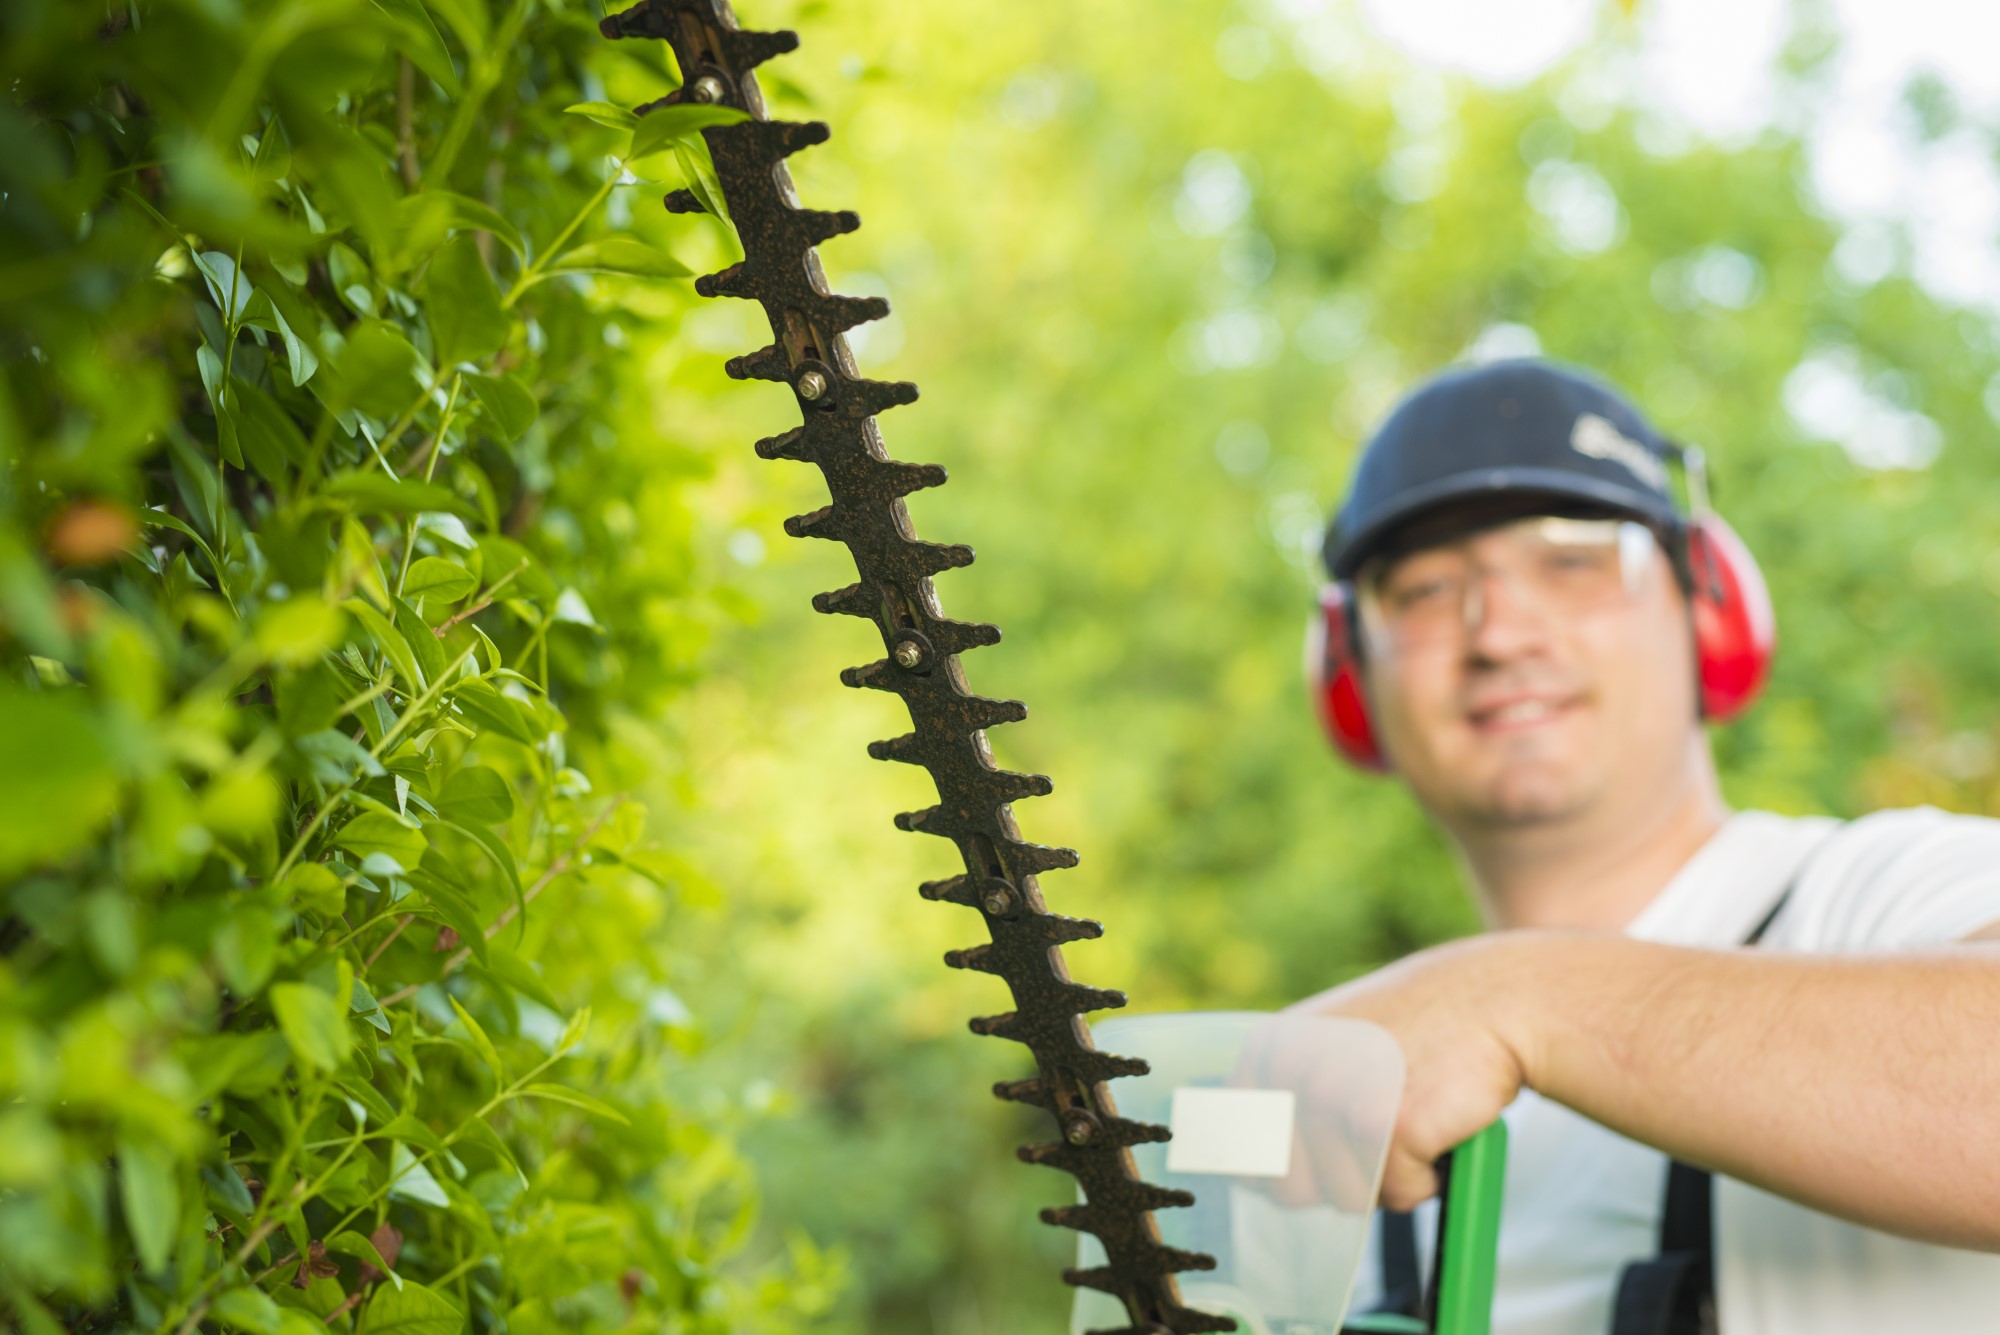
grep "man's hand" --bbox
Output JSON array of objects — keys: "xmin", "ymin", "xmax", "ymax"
[
  {"xmin": 1287, "ymin": 935, "xmax": 1537, "ymax": 1210},
  {"xmin": 1288, "ymin": 931, "xmax": 2000, "ymax": 1250}
]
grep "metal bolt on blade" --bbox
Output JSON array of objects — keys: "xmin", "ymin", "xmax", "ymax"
[
  {"xmin": 1063, "ymin": 1112, "xmax": 1099, "ymax": 1145},
  {"xmin": 796, "ymin": 368, "xmax": 827, "ymax": 400},
  {"xmin": 982, "ymin": 885, "xmax": 1015, "ymax": 916},
  {"xmin": 893, "ymin": 640, "xmax": 923, "ymax": 669},
  {"xmin": 690, "ymin": 75, "xmax": 725, "ymax": 103}
]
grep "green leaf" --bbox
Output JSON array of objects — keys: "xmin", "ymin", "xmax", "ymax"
[
  {"xmin": 242, "ymin": 291, "xmax": 318, "ymax": 385},
  {"xmin": 545, "ymin": 237, "xmax": 690, "ymax": 280},
  {"xmin": 350, "ymin": 977, "xmax": 392, "ymax": 1033},
  {"xmin": 334, "ymin": 812, "xmax": 426, "ymax": 868},
  {"xmin": 424, "ymin": 0, "xmax": 487, "ymax": 58},
  {"xmin": 452, "ymin": 1113, "xmax": 524, "ymax": 1183},
  {"xmin": 189, "ymin": 1032, "xmax": 291, "ymax": 1098},
  {"xmin": 324, "ymin": 320, "xmax": 426, "ymax": 418},
  {"xmin": 557, "ymin": 1006, "xmax": 591, "ymax": 1055},
  {"xmin": 392, "ymin": 190, "xmax": 526, "ymax": 260},
  {"xmin": 296, "ymin": 730, "xmax": 387, "ymax": 786},
  {"xmin": 142, "ymin": 506, "xmax": 226, "ymax": 576},
  {"xmin": 519, "ymin": 1083, "xmax": 630, "ymax": 1125},
  {"xmin": 407, "ymin": 869, "xmax": 488, "ymax": 965},
  {"xmin": 248, "ymin": 116, "xmax": 292, "ymax": 182},
  {"xmin": 424, "ymin": 234, "xmax": 505, "ymax": 367},
  {"xmin": 230, "ymin": 377, "xmax": 312, "ymax": 480},
  {"xmin": 328, "ymin": 240, "xmax": 376, "ymax": 315},
  {"xmin": 392, "ymin": 596, "xmax": 449, "ymax": 691},
  {"xmin": 2, "ymin": 1286, "xmax": 60, "ymax": 1335},
  {"xmin": 192, "ymin": 250, "xmax": 256, "ymax": 322},
  {"xmin": 565, "ymin": 101, "xmax": 639, "ymax": 131},
  {"xmin": 202, "ymin": 348, "xmax": 246, "ymax": 469},
  {"xmin": 674, "ymin": 138, "xmax": 733, "ymax": 227},
  {"xmin": 344, "ymin": 597, "xmax": 424, "ymax": 692},
  {"xmin": 374, "ymin": 1110, "xmax": 447, "ymax": 1155},
  {"xmin": 478, "ymin": 944, "xmax": 559, "ymax": 1012},
  {"xmin": 438, "ymin": 817, "xmax": 521, "ymax": 919},
  {"xmin": 451, "ymin": 679, "xmax": 537, "ymax": 744},
  {"xmin": 327, "ymin": 1229, "xmax": 401, "ymax": 1286},
  {"xmin": 285, "ymin": 862, "xmax": 348, "ymax": 917},
  {"xmin": 403, "ymin": 555, "xmax": 478, "ymax": 602},
  {"xmin": 325, "ymin": 471, "xmax": 474, "ymax": 518},
  {"xmin": 385, "ymin": 1145, "xmax": 452, "ymax": 1211},
  {"xmin": 212, "ymin": 1286, "xmax": 284, "ymax": 1335},
  {"xmin": 473, "ymin": 534, "xmax": 553, "ymax": 601},
  {"xmin": 357, "ymin": 1279, "xmax": 461, "ymax": 1335},
  {"xmin": 272, "ymin": 303, "xmax": 317, "ymax": 385},
  {"xmin": 213, "ymin": 905, "xmax": 278, "ymax": 997},
  {"xmin": 0, "ymin": 684, "xmax": 119, "ymax": 879},
  {"xmin": 256, "ymin": 596, "xmax": 344, "ymax": 665},
  {"xmin": 369, "ymin": 0, "xmax": 460, "ymax": 95},
  {"xmin": 202, "ymin": 1163, "xmax": 257, "ymax": 1218},
  {"xmin": 417, "ymin": 511, "xmax": 477, "ymax": 551},
  {"xmin": 462, "ymin": 371, "xmax": 536, "ymax": 442},
  {"xmin": 551, "ymin": 589, "xmax": 597, "ymax": 627},
  {"xmin": 626, "ymin": 103, "xmax": 749, "ymax": 162},
  {"xmin": 447, "ymin": 996, "xmax": 506, "ymax": 1081},
  {"xmin": 436, "ymin": 765, "xmax": 512, "ymax": 823},
  {"xmin": 311, "ymin": 124, "xmax": 403, "ymax": 271},
  {"xmin": 117, "ymin": 1138, "xmax": 179, "ymax": 1276},
  {"xmin": 269, "ymin": 982, "xmax": 351, "ymax": 1074},
  {"xmin": 335, "ymin": 1078, "xmax": 395, "ymax": 1130}
]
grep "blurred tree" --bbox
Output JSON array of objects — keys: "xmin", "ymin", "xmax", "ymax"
[{"xmin": 646, "ymin": 1, "xmax": 2000, "ymax": 1331}]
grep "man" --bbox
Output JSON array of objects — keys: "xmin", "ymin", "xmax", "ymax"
[{"xmin": 1301, "ymin": 359, "xmax": 2000, "ymax": 1333}]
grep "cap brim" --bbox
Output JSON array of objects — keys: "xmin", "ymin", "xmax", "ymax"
[{"xmin": 1326, "ymin": 465, "xmax": 1679, "ymax": 579}]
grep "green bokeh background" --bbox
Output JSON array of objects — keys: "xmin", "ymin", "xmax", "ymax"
[{"xmin": 640, "ymin": 1, "xmax": 2000, "ymax": 1330}]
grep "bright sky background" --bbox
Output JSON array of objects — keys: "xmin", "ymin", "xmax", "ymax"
[{"xmin": 1339, "ymin": 0, "xmax": 2000, "ymax": 311}]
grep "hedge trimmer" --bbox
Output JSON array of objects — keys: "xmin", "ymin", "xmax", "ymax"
[{"xmin": 596, "ymin": 6, "xmax": 1506, "ymax": 1333}]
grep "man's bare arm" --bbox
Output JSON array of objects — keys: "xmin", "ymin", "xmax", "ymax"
[{"xmin": 1294, "ymin": 931, "xmax": 2000, "ymax": 1249}]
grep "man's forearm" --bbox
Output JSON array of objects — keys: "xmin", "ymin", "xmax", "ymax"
[{"xmin": 1500, "ymin": 934, "xmax": 2000, "ymax": 1250}]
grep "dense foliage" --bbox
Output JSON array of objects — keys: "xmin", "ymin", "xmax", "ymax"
[
  {"xmin": 1, "ymin": 1, "xmax": 834, "ymax": 1332},
  {"xmin": 653, "ymin": 2, "xmax": 2000, "ymax": 1330}
]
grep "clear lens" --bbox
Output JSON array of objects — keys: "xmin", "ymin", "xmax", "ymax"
[{"xmin": 1356, "ymin": 516, "xmax": 1655, "ymax": 653}]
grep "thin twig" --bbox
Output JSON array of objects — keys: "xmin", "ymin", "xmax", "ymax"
[
  {"xmin": 327, "ymin": 1283, "xmax": 372, "ymax": 1323},
  {"xmin": 361, "ymin": 914, "xmax": 415, "ymax": 973},
  {"xmin": 430, "ymin": 554, "xmax": 528, "ymax": 639},
  {"xmin": 432, "ymin": 594, "xmax": 498, "ymax": 637},
  {"xmin": 375, "ymin": 796, "xmax": 627, "ymax": 1007},
  {"xmin": 163, "ymin": 1191, "xmax": 295, "ymax": 1335},
  {"xmin": 396, "ymin": 56, "xmax": 420, "ymax": 188}
]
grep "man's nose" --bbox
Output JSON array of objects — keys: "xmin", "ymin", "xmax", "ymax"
[{"xmin": 1462, "ymin": 566, "xmax": 1555, "ymax": 662}]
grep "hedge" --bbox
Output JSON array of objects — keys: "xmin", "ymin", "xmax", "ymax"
[{"xmin": 1, "ymin": 1, "xmax": 833, "ymax": 1331}]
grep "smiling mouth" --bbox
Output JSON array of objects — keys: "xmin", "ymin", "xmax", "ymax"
[{"xmin": 1467, "ymin": 695, "xmax": 1581, "ymax": 731}]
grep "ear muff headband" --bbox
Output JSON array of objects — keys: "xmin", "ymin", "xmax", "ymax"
[{"xmin": 1305, "ymin": 469, "xmax": 1775, "ymax": 771}]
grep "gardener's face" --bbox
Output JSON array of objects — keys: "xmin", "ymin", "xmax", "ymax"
[{"xmin": 1357, "ymin": 511, "xmax": 1698, "ymax": 832}]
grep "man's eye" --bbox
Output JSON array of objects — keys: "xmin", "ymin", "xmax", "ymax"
[
  {"xmin": 1390, "ymin": 578, "xmax": 1453, "ymax": 609},
  {"xmin": 1548, "ymin": 548, "xmax": 1613, "ymax": 573}
]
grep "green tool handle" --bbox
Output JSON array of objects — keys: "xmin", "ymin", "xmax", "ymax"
[{"xmin": 1433, "ymin": 1120, "xmax": 1508, "ymax": 1335}]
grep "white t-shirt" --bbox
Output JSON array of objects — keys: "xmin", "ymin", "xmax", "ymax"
[{"xmin": 1351, "ymin": 807, "xmax": 2000, "ymax": 1334}]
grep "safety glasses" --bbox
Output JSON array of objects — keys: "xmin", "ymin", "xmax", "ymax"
[{"xmin": 1356, "ymin": 516, "xmax": 1658, "ymax": 654}]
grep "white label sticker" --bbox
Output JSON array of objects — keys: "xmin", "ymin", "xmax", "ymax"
[{"xmin": 1165, "ymin": 1086, "xmax": 1295, "ymax": 1179}]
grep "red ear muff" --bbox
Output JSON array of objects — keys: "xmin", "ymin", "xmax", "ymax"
[
  {"xmin": 1307, "ymin": 583, "xmax": 1388, "ymax": 771},
  {"xmin": 1686, "ymin": 514, "xmax": 1774, "ymax": 722}
]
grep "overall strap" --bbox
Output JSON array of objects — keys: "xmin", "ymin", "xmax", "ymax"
[
  {"xmin": 1606, "ymin": 824, "xmax": 1840, "ymax": 1335},
  {"xmin": 1375, "ymin": 1208, "xmax": 1424, "ymax": 1319}
]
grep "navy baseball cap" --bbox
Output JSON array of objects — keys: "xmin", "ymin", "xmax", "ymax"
[{"xmin": 1322, "ymin": 359, "xmax": 1682, "ymax": 580}]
